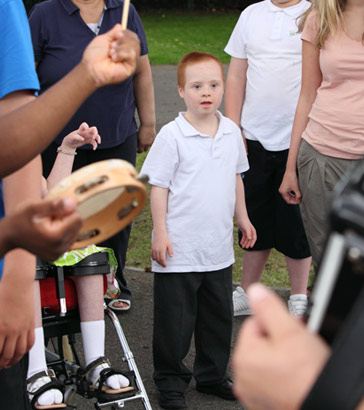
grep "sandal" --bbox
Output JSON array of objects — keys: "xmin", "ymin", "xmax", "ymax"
[
  {"xmin": 27, "ymin": 369, "xmax": 67, "ymax": 410},
  {"xmin": 107, "ymin": 299, "xmax": 131, "ymax": 311},
  {"xmin": 77, "ymin": 357, "xmax": 134, "ymax": 403}
]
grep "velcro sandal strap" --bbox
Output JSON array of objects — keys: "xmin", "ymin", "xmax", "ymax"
[
  {"xmin": 97, "ymin": 367, "xmax": 132, "ymax": 395},
  {"xmin": 26, "ymin": 369, "xmax": 57, "ymax": 386},
  {"xmin": 79, "ymin": 356, "xmax": 110, "ymax": 377},
  {"xmin": 76, "ymin": 356, "xmax": 111, "ymax": 396},
  {"xmin": 27, "ymin": 370, "xmax": 65, "ymax": 408}
]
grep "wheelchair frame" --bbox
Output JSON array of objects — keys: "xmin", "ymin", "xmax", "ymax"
[{"xmin": 37, "ymin": 253, "xmax": 153, "ymax": 410}]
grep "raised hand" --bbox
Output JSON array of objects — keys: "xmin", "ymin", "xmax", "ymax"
[
  {"xmin": 82, "ymin": 25, "xmax": 140, "ymax": 88},
  {"xmin": 232, "ymin": 284, "xmax": 330, "ymax": 410},
  {"xmin": 62, "ymin": 122, "xmax": 101, "ymax": 151}
]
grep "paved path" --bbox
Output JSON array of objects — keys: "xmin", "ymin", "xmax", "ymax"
[{"xmin": 152, "ymin": 65, "xmax": 186, "ymax": 131}]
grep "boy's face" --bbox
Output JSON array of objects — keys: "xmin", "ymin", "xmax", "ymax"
[{"xmin": 178, "ymin": 60, "xmax": 224, "ymax": 118}]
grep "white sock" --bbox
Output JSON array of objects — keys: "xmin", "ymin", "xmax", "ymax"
[
  {"xmin": 80, "ymin": 320, "xmax": 105, "ymax": 366},
  {"xmin": 28, "ymin": 327, "xmax": 47, "ymax": 378},
  {"xmin": 27, "ymin": 327, "xmax": 63, "ymax": 406},
  {"xmin": 80, "ymin": 320, "xmax": 129, "ymax": 389}
]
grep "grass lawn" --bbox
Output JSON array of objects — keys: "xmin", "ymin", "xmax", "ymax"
[
  {"xmin": 126, "ymin": 11, "xmax": 314, "ymax": 287},
  {"xmin": 139, "ymin": 11, "xmax": 241, "ymax": 64}
]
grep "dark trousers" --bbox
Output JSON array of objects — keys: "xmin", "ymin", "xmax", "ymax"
[
  {"xmin": 153, "ymin": 266, "xmax": 233, "ymax": 393},
  {"xmin": 42, "ymin": 133, "xmax": 138, "ymax": 299},
  {"xmin": 0, "ymin": 355, "xmax": 30, "ymax": 410}
]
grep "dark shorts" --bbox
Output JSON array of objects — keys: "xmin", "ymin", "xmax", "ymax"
[{"xmin": 239, "ymin": 140, "xmax": 311, "ymax": 259}]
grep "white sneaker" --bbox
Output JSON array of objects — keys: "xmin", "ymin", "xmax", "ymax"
[
  {"xmin": 233, "ymin": 286, "xmax": 251, "ymax": 316},
  {"xmin": 288, "ymin": 294, "xmax": 308, "ymax": 317}
]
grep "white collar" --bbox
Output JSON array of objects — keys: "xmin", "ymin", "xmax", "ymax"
[
  {"xmin": 267, "ymin": 0, "xmax": 308, "ymax": 17},
  {"xmin": 175, "ymin": 111, "xmax": 234, "ymax": 138}
]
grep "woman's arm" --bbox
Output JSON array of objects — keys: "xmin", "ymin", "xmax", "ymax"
[
  {"xmin": 133, "ymin": 54, "xmax": 156, "ymax": 153},
  {"xmin": 279, "ymin": 39, "xmax": 322, "ymax": 204}
]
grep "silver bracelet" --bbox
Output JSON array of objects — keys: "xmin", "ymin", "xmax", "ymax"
[{"xmin": 57, "ymin": 146, "xmax": 77, "ymax": 156}]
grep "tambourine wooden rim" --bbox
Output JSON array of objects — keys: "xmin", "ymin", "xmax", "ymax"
[{"xmin": 46, "ymin": 159, "xmax": 148, "ymax": 250}]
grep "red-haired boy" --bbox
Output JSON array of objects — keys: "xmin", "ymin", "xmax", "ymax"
[{"xmin": 141, "ymin": 51, "xmax": 256, "ymax": 409}]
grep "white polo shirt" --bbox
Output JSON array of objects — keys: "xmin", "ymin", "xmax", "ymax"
[
  {"xmin": 225, "ymin": 0, "xmax": 310, "ymax": 151},
  {"xmin": 141, "ymin": 111, "xmax": 249, "ymax": 273}
]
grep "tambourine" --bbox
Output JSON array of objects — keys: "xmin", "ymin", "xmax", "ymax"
[{"xmin": 46, "ymin": 159, "xmax": 148, "ymax": 250}]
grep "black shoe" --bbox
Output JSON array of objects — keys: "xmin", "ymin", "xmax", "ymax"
[
  {"xmin": 159, "ymin": 391, "xmax": 187, "ymax": 409},
  {"xmin": 196, "ymin": 379, "xmax": 236, "ymax": 401}
]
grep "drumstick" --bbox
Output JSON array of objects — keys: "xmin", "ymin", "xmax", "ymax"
[{"xmin": 121, "ymin": 0, "xmax": 130, "ymax": 29}]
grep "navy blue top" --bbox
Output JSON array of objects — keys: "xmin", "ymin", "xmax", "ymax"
[{"xmin": 29, "ymin": 0, "xmax": 148, "ymax": 149}]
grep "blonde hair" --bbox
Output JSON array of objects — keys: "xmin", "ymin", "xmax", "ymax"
[
  {"xmin": 177, "ymin": 51, "xmax": 225, "ymax": 88},
  {"xmin": 298, "ymin": 0, "xmax": 345, "ymax": 48}
]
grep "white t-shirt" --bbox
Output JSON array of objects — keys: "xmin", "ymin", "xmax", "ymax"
[
  {"xmin": 225, "ymin": 0, "xmax": 310, "ymax": 151},
  {"xmin": 141, "ymin": 111, "xmax": 249, "ymax": 273}
]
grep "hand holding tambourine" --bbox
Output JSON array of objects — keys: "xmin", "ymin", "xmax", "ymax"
[{"xmin": 46, "ymin": 159, "xmax": 148, "ymax": 250}]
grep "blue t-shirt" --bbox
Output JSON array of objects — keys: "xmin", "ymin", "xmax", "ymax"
[
  {"xmin": 0, "ymin": 0, "xmax": 39, "ymax": 99},
  {"xmin": 29, "ymin": 0, "xmax": 149, "ymax": 149},
  {"xmin": 0, "ymin": 0, "xmax": 40, "ymax": 279}
]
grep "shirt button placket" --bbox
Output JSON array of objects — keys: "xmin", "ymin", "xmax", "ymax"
[{"xmin": 270, "ymin": 11, "xmax": 283, "ymax": 40}]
